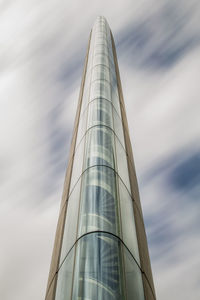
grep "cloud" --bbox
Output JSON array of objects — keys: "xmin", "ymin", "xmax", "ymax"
[
  {"xmin": 116, "ymin": 1, "xmax": 200, "ymax": 70},
  {"xmin": 1, "ymin": 0, "xmax": 200, "ymax": 299}
]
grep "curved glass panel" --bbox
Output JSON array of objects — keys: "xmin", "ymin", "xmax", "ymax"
[
  {"xmin": 60, "ymin": 178, "xmax": 81, "ymax": 264},
  {"xmin": 115, "ymin": 137, "xmax": 131, "ymax": 192},
  {"xmin": 94, "ymin": 44, "xmax": 109, "ymax": 56},
  {"xmin": 111, "ymin": 90, "xmax": 121, "ymax": 120},
  {"xmin": 118, "ymin": 179, "xmax": 140, "ymax": 265},
  {"xmin": 84, "ymin": 126, "xmax": 116, "ymax": 169},
  {"xmin": 108, "ymin": 57, "xmax": 116, "ymax": 74},
  {"xmin": 76, "ymin": 106, "xmax": 88, "ymax": 148},
  {"xmin": 70, "ymin": 135, "xmax": 85, "ymax": 191},
  {"xmin": 112, "ymin": 107, "xmax": 124, "ymax": 146},
  {"xmin": 78, "ymin": 166, "xmax": 120, "ymax": 237},
  {"xmin": 90, "ymin": 79, "xmax": 111, "ymax": 101},
  {"xmin": 84, "ymin": 68, "xmax": 92, "ymax": 92},
  {"xmin": 124, "ymin": 246, "xmax": 145, "ymax": 300},
  {"xmin": 93, "ymin": 54, "xmax": 109, "ymax": 67},
  {"xmin": 95, "ymin": 37, "xmax": 107, "ymax": 45},
  {"xmin": 110, "ymin": 67, "xmax": 117, "ymax": 89},
  {"xmin": 86, "ymin": 50, "xmax": 94, "ymax": 73},
  {"xmin": 95, "ymin": 33, "xmax": 107, "ymax": 40},
  {"xmin": 91, "ymin": 64, "xmax": 110, "ymax": 82},
  {"xmin": 55, "ymin": 247, "xmax": 74, "ymax": 300},
  {"xmin": 72, "ymin": 233, "xmax": 125, "ymax": 300},
  {"xmin": 87, "ymin": 98, "xmax": 113, "ymax": 129},
  {"xmin": 81, "ymin": 84, "xmax": 90, "ymax": 113}
]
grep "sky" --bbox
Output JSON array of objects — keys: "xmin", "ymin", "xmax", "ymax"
[{"xmin": 0, "ymin": 0, "xmax": 200, "ymax": 299}]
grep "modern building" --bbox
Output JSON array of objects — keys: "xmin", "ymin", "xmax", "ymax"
[{"xmin": 45, "ymin": 16, "xmax": 156, "ymax": 300}]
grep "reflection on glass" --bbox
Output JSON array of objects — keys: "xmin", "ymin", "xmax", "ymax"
[
  {"xmin": 115, "ymin": 137, "xmax": 131, "ymax": 192},
  {"xmin": 76, "ymin": 107, "xmax": 88, "ymax": 148},
  {"xmin": 60, "ymin": 179, "xmax": 81, "ymax": 264},
  {"xmin": 124, "ymin": 246, "xmax": 145, "ymax": 300},
  {"xmin": 95, "ymin": 37, "xmax": 107, "ymax": 45},
  {"xmin": 91, "ymin": 65, "xmax": 110, "ymax": 82},
  {"xmin": 78, "ymin": 166, "xmax": 119, "ymax": 236},
  {"xmin": 112, "ymin": 107, "xmax": 124, "ymax": 146},
  {"xmin": 72, "ymin": 233, "xmax": 125, "ymax": 300},
  {"xmin": 90, "ymin": 79, "xmax": 111, "ymax": 101},
  {"xmin": 88, "ymin": 98, "xmax": 113, "ymax": 129},
  {"xmin": 70, "ymin": 135, "xmax": 85, "ymax": 191},
  {"xmin": 119, "ymin": 179, "xmax": 140, "ymax": 265},
  {"xmin": 111, "ymin": 90, "xmax": 121, "ymax": 116},
  {"xmin": 81, "ymin": 84, "xmax": 90, "ymax": 112},
  {"xmin": 94, "ymin": 44, "xmax": 109, "ymax": 56},
  {"xmin": 84, "ymin": 126, "xmax": 115, "ymax": 169},
  {"xmin": 93, "ymin": 53, "xmax": 109, "ymax": 67},
  {"xmin": 55, "ymin": 248, "xmax": 74, "ymax": 300}
]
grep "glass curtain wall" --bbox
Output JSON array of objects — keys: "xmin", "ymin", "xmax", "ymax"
[{"xmin": 55, "ymin": 16, "xmax": 145, "ymax": 300}]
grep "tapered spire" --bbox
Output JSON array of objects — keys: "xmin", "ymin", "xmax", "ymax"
[{"xmin": 45, "ymin": 16, "xmax": 156, "ymax": 300}]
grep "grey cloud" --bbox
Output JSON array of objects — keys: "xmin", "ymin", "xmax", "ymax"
[
  {"xmin": 115, "ymin": 1, "xmax": 200, "ymax": 70},
  {"xmin": 141, "ymin": 146, "xmax": 200, "ymax": 271},
  {"xmin": 169, "ymin": 152, "xmax": 200, "ymax": 192},
  {"xmin": 142, "ymin": 147, "xmax": 200, "ymax": 196},
  {"xmin": 1, "ymin": 1, "xmax": 200, "ymax": 299}
]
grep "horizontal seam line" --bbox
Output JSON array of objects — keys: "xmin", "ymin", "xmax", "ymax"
[
  {"xmin": 80, "ymin": 96, "xmax": 121, "ymax": 123},
  {"xmin": 75, "ymin": 123, "xmax": 125, "ymax": 153},
  {"xmin": 60, "ymin": 163, "xmax": 142, "ymax": 223},
  {"xmin": 58, "ymin": 230, "xmax": 141, "ymax": 276}
]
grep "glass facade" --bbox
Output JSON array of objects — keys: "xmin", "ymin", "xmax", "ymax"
[{"xmin": 46, "ymin": 16, "xmax": 155, "ymax": 300}]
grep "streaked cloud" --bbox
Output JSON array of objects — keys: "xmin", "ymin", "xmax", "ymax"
[
  {"xmin": 116, "ymin": 1, "xmax": 200, "ymax": 69},
  {"xmin": 0, "ymin": 0, "xmax": 200, "ymax": 299}
]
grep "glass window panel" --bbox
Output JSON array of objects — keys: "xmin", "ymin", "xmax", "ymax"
[
  {"xmin": 95, "ymin": 39, "xmax": 107, "ymax": 45},
  {"xmin": 84, "ymin": 126, "xmax": 116, "ymax": 169},
  {"xmin": 93, "ymin": 53, "xmax": 109, "ymax": 67},
  {"xmin": 83, "ymin": 68, "xmax": 92, "ymax": 92},
  {"xmin": 113, "ymin": 108, "xmax": 124, "ymax": 147},
  {"xmin": 124, "ymin": 246, "xmax": 145, "ymax": 300},
  {"xmin": 90, "ymin": 79, "xmax": 111, "ymax": 101},
  {"xmin": 89, "ymin": 33, "xmax": 95, "ymax": 48},
  {"xmin": 87, "ymin": 98, "xmax": 113, "ymax": 129},
  {"xmin": 55, "ymin": 247, "xmax": 74, "ymax": 300},
  {"xmin": 86, "ymin": 50, "xmax": 94, "ymax": 70},
  {"xmin": 108, "ymin": 47, "xmax": 114, "ymax": 61},
  {"xmin": 95, "ymin": 37, "xmax": 107, "ymax": 45},
  {"xmin": 59, "ymin": 179, "xmax": 81, "ymax": 264},
  {"xmin": 115, "ymin": 137, "xmax": 131, "ymax": 192},
  {"xmin": 95, "ymin": 25, "xmax": 106, "ymax": 30},
  {"xmin": 78, "ymin": 166, "xmax": 120, "ymax": 236},
  {"xmin": 97, "ymin": 21, "xmax": 106, "ymax": 26},
  {"xmin": 95, "ymin": 33, "xmax": 107, "ymax": 40},
  {"xmin": 91, "ymin": 64, "xmax": 110, "ymax": 82},
  {"xmin": 72, "ymin": 233, "xmax": 126, "ymax": 300},
  {"xmin": 94, "ymin": 44, "xmax": 109, "ymax": 56},
  {"xmin": 110, "ymin": 67, "xmax": 117, "ymax": 88},
  {"xmin": 81, "ymin": 84, "xmax": 90, "ymax": 112},
  {"xmin": 95, "ymin": 22, "xmax": 106, "ymax": 28},
  {"xmin": 109, "ymin": 58, "xmax": 116, "ymax": 73},
  {"xmin": 97, "ymin": 29, "xmax": 107, "ymax": 34},
  {"xmin": 70, "ymin": 135, "xmax": 85, "ymax": 191},
  {"xmin": 94, "ymin": 49, "xmax": 109, "ymax": 58},
  {"xmin": 119, "ymin": 179, "xmax": 140, "ymax": 264},
  {"xmin": 107, "ymin": 37, "xmax": 112, "ymax": 47},
  {"xmin": 111, "ymin": 79, "xmax": 119, "ymax": 98},
  {"xmin": 111, "ymin": 88, "xmax": 121, "ymax": 116},
  {"xmin": 76, "ymin": 106, "xmax": 88, "ymax": 148}
]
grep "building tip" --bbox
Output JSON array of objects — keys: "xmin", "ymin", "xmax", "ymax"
[{"xmin": 93, "ymin": 16, "xmax": 108, "ymax": 26}]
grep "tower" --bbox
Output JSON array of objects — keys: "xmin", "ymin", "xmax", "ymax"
[{"xmin": 45, "ymin": 16, "xmax": 156, "ymax": 300}]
